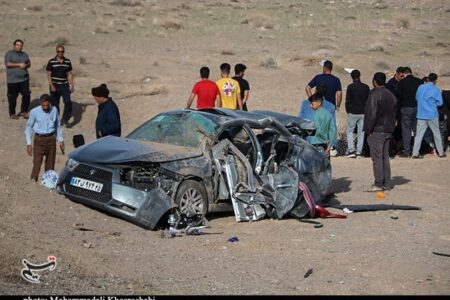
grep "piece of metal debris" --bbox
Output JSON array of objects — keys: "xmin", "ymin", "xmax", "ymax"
[
  {"xmin": 227, "ymin": 236, "xmax": 239, "ymax": 243},
  {"xmin": 304, "ymin": 268, "xmax": 313, "ymax": 278},
  {"xmin": 432, "ymin": 251, "xmax": 450, "ymax": 257}
]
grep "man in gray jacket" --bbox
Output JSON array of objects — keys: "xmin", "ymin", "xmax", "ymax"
[{"xmin": 363, "ymin": 72, "xmax": 397, "ymax": 192}]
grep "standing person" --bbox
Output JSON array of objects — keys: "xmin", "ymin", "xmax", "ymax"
[
  {"xmin": 4, "ymin": 39, "xmax": 31, "ymax": 119},
  {"xmin": 411, "ymin": 73, "xmax": 446, "ymax": 158},
  {"xmin": 186, "ymin": 66, "xmax": 219, "ymax": 109},
  {"xmin": 386, "ymin": 66, "xmax": 405, "ymax": 157},
  {"xmin": 46, "ymin": 45, "xmax": 74, "ymax": 126},
  {"xmin": 305, "ymin": 60, "xmax": 342, "ymax": 110},
  {"xmin": 216, "ymin": 63, "xmax": 243, "ymax": 110},
  {"xmin": 25, "ymin": 94, "xmax": 64, "ymax": 181},
  {"xmin": 363, "ymin": 72, "xmax": 397, "ymax": 192},
  {"xmin": 305, "ymin": 60, "xmax": 342, "ymax": 156},
  {"xmin": 345, "ymin": 69, "xmax": 370, "ymax": 158},
  {"xmin": 91, "ymin": 84, "xmax": 121, "ymax": 139},
  {"xmin": 232, "ymin": 63, "xmax": 250, "ymax": 111},
  {"xmin": 308, "ymin": 93, "xmax": 336, "ymax": 158},
  {"xmin": 397, "ymin": 66, "xmax": 423, "ymax": 157}
]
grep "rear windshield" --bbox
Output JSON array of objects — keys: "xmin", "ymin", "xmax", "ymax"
[{"xmin": 127, "ymin": 112, "xmax": 220, "ymax": 148}]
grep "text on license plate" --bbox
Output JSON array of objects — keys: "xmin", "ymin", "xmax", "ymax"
[{"xmin": 70, "ymin": 177, "xmax": 103, "ymax": 193}]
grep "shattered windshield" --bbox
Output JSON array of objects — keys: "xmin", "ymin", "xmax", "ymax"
[{"xmin": 127, "ymin": 112, "xmax": 220, "ymax": 148}]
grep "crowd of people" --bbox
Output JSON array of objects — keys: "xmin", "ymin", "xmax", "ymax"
[
  {"xmin": 5, "ymin": 39, "xmax": 121, "ymax": 182},
  {"xmin": 4, "ymin": 39, "xmax": 449, "ymax": 192}
]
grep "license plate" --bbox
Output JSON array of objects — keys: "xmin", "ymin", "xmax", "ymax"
[{"xmin": 70, "ymin": 177, "xmax": 103, "ymax": 193}]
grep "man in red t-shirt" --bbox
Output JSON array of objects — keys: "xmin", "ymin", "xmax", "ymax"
[{"xmin": 186, "ymin": 66, "xmax": 219, "ymax": 109}]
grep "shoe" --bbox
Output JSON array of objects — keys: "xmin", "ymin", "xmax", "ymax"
[
  {"xmin": 365, "ymin": 185, "xmax": 384, "ymax": 192},
  {"xmin": 383, "ymin": 185, "xmax": 393, "ymax": 191},
  {"xmin": 356, "ymin": 154, "xmax": 363, "ymax": 159},
  {"xmin": 346, "ymin": 152, "xmax": 356, "ymax": 158},
  {"xmin": 397, "ymin": 151, "xmax": 411, "ymax": 158},
  {"xmin": 22, "ymin": 112, "xmax": 29, "ymax": 119},
  {"xmin": 411, "ymin": 155, "xmax": 423, "ymax": 159},
  {"xmin": 60, "ymin": 119, "xmax": 67, "ymax": 126},
  {"xmin": 438, "ymin": 154, "xmax": 447, "ymax": 158},
  {"xmin": 9, "ymin": 114, "xmax": 19, "ymax": 120},
  {"xmin": 330, "ymin": 148, "xmax": 338, "ymax": 157}
]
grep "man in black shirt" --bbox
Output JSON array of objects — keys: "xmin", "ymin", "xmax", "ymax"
[
  {"xmin": 386, "ymin": 66, "xmax": 405, "ymax": 157},
  {"xmin": 397, "ymin": 67, "xmax": 423, "ymax": 157},
  {"xmin": 345, "ymin": 70, "xmax": 370, "ymax": 157},
  {"xmin": 46, "ymin": 45, "xmax": 74, "ymax": 126},
  {"xmin": 232, "ymin": 63, "xmax": 250, "ymax": 111}
]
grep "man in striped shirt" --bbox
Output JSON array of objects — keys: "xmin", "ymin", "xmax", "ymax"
[{"xmin": 46, "ymin": 45, "xmax": 74, "ymax": 126}]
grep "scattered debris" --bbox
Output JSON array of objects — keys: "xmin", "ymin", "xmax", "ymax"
[
  {"xmin": 304, "ymin": 268, "xmax": 314, "ymax": 278},
  {"xmin": 326, "ymin": 204, "xmax": 420, "ymax": 212},
  {"xmin": 390, "ymin": 216, "xmax": 399, "ymax": 220},
  {"xmin": 298, "ymin": 219, "xmax": 323, "ymax": 228},
  {"xmin": 342, "ymin": 207, "xmax": 353, "ymax": 214},
  {"xmin": 82, "ymin": 241, "xmax": 93, "ymax": 248},
  {"xmin": 432, "ymin": 251, "xmax": 450, "ymax": 257},
  {"xmin": 376, "ymin": 192, "xmax": 385, "ymax": 199},
  {"xmin": 227, "ymin": 236, "xmax": 239, "ymax": 243}
]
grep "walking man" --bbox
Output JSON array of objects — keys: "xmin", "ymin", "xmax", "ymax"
[
  {"xmin": 232, "ymin": 63, "xmax": 250, "ymax": 111},
  {"xmin": 46, "ymin": 45, "xmax": 74, "ymax": 126},
  {"xmin": 363, "ymin": 72, "xmax": 397, "ymax": 192},
  {"xmin": 91, "ymin": 84, "xmax": 121, "ymax": 139},
  {"xmin": 186, "ymin": 66, "xmax": 219, "ymax": 109},
  {"xmin": 216, "ymin": 63, "xmax": 243, "ymax": 110},
  {"xmin": 411, "ymin": 73, "xmax": 446, "ymax": 158},
  {"xmin": 345, "ymin": 70, "xmax": 370, "ymax": 158},
  {"xmin": 397, "ymin": 67, "xmax": 422, "ymax": 157},
  {"xmin": 25, "ymin": 94, "xmax": 64, "ymax": 181},
  {"xmin": 4, "ymin": 39, "xmax": 31, "ymax": 119}
]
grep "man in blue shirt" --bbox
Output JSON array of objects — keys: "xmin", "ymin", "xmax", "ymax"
[
  {"xmin": 411, "ymin": 73, "xmax": 446, "ymax": 158},
  {"xmin": 25, "ymin": 94, "xmax": 64, "ymax": 181},
  {"xmin": 305, "ymin": 60, "xmax": 342, "ymax": 109}
]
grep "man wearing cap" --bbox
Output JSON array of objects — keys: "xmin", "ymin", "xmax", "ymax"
[
  {"xmin": 25, "ymin": 94, "xmax": 64, "ymax": 181},
  {"xmin": 91, "ymin": 84, "xmax": 121, "ymax": 139},
  {"xmin": 232, "ymin": 63, "xmax": 250, "ymax": 111}
]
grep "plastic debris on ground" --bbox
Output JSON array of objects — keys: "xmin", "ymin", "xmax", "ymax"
[
  {"xmin": 41, "ymin": 170, "xmax": 58, "ymax": 189},
  {"xmin": 227, "ymin": 236, "xmax": 239, "ymax": 243}
]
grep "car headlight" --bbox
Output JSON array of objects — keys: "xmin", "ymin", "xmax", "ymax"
[{"xmin": 66, "ymin": 158, "xmax": 79, "ymax": 171}]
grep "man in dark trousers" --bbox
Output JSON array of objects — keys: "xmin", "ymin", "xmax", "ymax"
[
  {"xmin": 397, "ymin": 67, "xmax": 423, "ymax": 157},
  {"xmin": 232, "ymin": 63, "xmax": 250, "ymax": 111},
  {"xmin": 4, "ymin": 39, "xmax": 31, "ymax": 119},
  {"xmin": 386, "ymin": 66, "xmax": 405, "ymax": 157},
  {"xmin": 46, "ymin": 45, "xmax": 74, "ymax": 126},
  {"xmin": 345, "ymin": 69, "xmax": 370, "ymax": 158},
  {"xmin": 25, "ymin": 94, "xmax": 64, "ymax": 181},
  {"xmin": 91, "ymin": 84, "xmax": 121, "ymax": 139},
  {"xmin": 363, "ymin": 72, "xmax": 397, "ymax": 192}
]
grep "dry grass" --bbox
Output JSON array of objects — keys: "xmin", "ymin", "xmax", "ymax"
[
  {"xmin": 44, "ymin": 37, "xmax": 70, "ymax": 47},
  {"xmin": 110, "ymin": 0, "xmax": 142, "ymax": 7},
  {"xmin": 121, "ymin": 84, "xmax": 168, "ymax": 98},
  {"xmin": 221, "ymin": 50, "xmax": 235, "ymax": 56},
  {"xmin": 242, "ymin": 13, "xmax": 274, "ymax": 30},
  {"xmin": 153, "ymin": 18, "xmax": 183, "ymax": 30},
  {"xmin": 26, "ymin": 5, "xmax": 42, "ymax": 11},
  {"xmin": 260, "ymin": 56, "xmax": 278, "ymax": 68}
]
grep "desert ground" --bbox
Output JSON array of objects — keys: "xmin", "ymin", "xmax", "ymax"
[{"xmin": 1, "ymin": 0, "xmax": 449, "ymax": 295}]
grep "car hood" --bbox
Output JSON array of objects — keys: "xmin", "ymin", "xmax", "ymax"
[{"xmin": 69, "ymin": 136, "xmax": 203, "ymax": 164}]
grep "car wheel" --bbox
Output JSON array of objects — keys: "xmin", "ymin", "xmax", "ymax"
[{"xmin": 175, "ymin": 180, "xmax": 208, "ymax": 216}]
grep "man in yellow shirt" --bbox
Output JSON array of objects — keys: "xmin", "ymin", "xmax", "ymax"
[{"xmin": 216, "ymin": 63, "xmax": 243, "ymax": 110}]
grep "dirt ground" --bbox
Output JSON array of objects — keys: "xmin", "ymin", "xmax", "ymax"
[{"xmin": 1, "ymin": 0, "xmax": 449, "ymax": 295}]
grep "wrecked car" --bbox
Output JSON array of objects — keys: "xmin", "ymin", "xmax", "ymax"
[{"xmin": 57, "ymin": 108, "xmax": 332, "ymax": 229}]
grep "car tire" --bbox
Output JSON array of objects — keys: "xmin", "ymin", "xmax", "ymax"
[{"xmin": 175, "ymin": 180, "xmax": 208, "ymax": 216}]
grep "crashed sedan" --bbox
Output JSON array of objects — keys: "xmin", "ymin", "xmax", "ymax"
[{"xmin": 57, "ymin": 108, "xmax": 332, "ymax": 229}]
